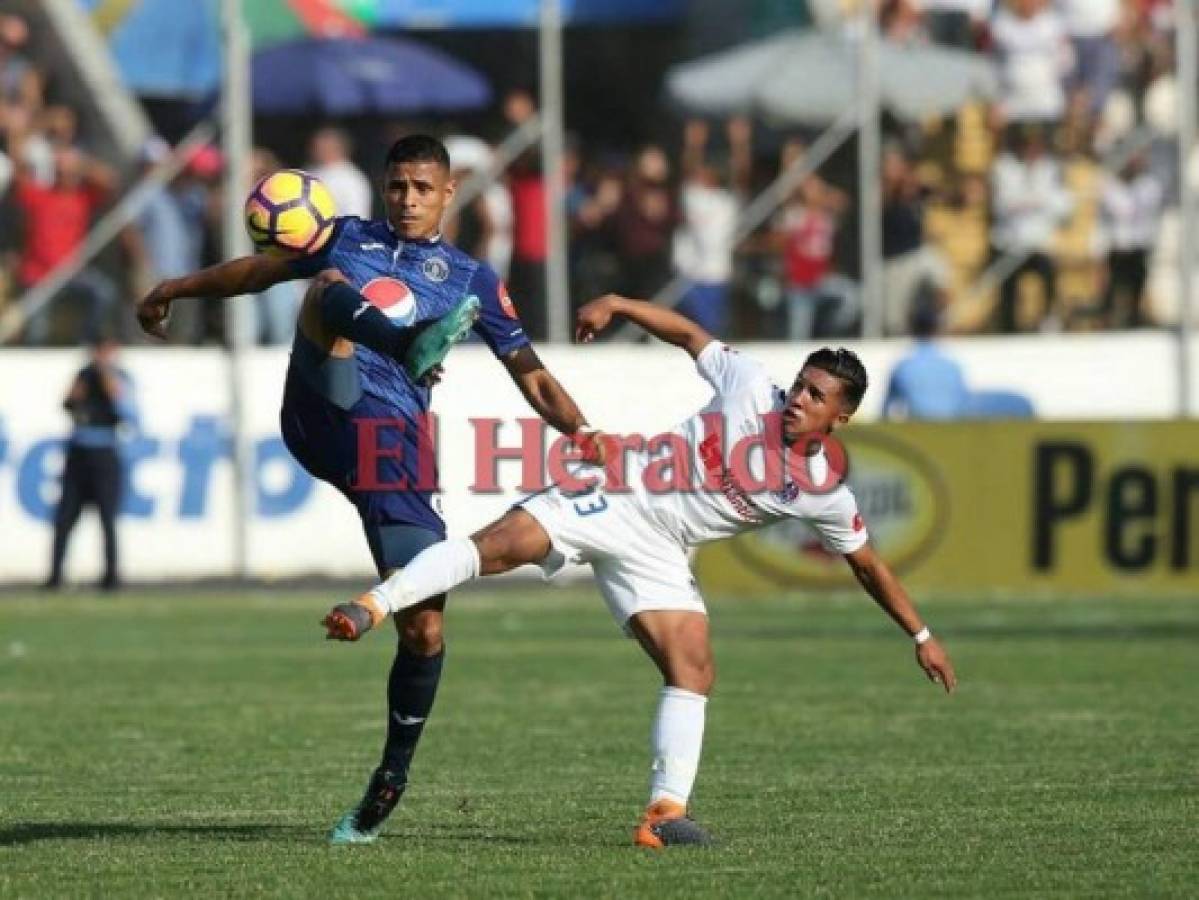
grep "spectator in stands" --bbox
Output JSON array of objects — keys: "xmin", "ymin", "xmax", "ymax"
[
  {"xmin": 882, "ymin": 0, "xmax": 930, "ymax": 44},
  {"xmin": 503, "ymin": 88, "xmax": 549, "ymax": 339},
  {"xmin": 991, "ymin": 0, "xmax": 1074, "ymax": 128},
  {"xmin": 673, "ymin": 117, "xmax": 750, "ymax": 334},
  {"xmin": 442, "ymin": 134, "xmax": 496, "ymax": 264},
  {"xmin": 8, "ymin": 116, "xmax": 119, "ymax": 344},
  {"xmin": 1060, "ymin": 0, "xmax": 1121, "ymax": 126},
  {"xmin": 25, "ymin": 105, "xmax": 80, "ymax": 186},
  {"xmin": 122, "ymin": 138, "xmax": 203, "ymax": 343},
  {"xmin": 881, "ymin": 143, "xmax": 950, "ymax": 336},
  {"xmin": 615, "ymin": 144, "xmax": 680, "ymax": 303},
  {"xmin": 776, "ymin": 146, "xmax": 856, "ymax": 340},
  {"xmin": 920, "ymin": 0, "xmax": 991, "ymax": 50},
  {"xmin": 308, "ymin": 126, "xmax": 372, "ymax": 220},
  {"xmin": 44, "ymin": 337, "xmax": 136, "ymax": 592},
  {"xmin": 1099, "ymin": 148, "xmax": 1163, "ymax": 328},
  {"xmin": 0, "ymin": 14, "xmax": 42, "ymax": 111},
  {"xmin": 567, "ymin": 158, "xmax": 623, "ymax": 307},
  {"xmin": 990, "ymin": 125, "xmax": 1073, "ymax": 332},
  {"xmin": 883, "ymin": 301, "xmax": 969, "ymax": 420}
]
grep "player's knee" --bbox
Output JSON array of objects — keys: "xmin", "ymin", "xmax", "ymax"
[
  {"xmin": 672, "ymin": 657, "xmax": 715, "ymax": 696},
  {"xmin": 397, "ymin": 605, "xmax": 444, "ymax": 654},
  {"xmin": 310, "ymin": 268, "xmax": 348, "ymax": 296}
]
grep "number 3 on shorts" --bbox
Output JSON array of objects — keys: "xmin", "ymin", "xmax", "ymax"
[{"xmin": 571, "ymin": 490, "xmax": 609, "ymax": 517}]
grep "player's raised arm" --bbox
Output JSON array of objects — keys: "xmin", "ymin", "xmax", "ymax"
[
  {"xmin": 843, "ymin": 542, "xmax": 957, "ymax": 693},
  {"xmin": 136, "ymin": 254, "xmax": 297, "ymax": 340},
  {"xmin": 575, "ymin": 294, "xmax": 714, "ymax": 359},
  {"xmin": 499, "ymin": 347, "xmax": 587, "ymax": 434}
]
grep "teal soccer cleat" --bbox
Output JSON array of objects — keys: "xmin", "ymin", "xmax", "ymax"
[
  {"xmin": 328, "ymin": 768, "xmax": 407, "ymax": 846},
  {"xmin": 402, "ymin": 293, "xmax": 481, "ymax": 384},
  {"xmin": 328, "ymin": 809, "xmax": 383, "ymax": 846}
]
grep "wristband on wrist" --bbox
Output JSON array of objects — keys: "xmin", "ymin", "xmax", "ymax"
[{"xmin": 913, "ymin": 627, "xmax": 931, "ymax": 645}]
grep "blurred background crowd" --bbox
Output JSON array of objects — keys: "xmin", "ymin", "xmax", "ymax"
[{"xmin": 0, "ymin": 0, "xmax": 1195, "ymax": 346}]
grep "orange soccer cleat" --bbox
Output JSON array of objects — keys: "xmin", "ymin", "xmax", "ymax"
[
  {"xmin": 322, "ymin": 594, "xmax": 389, "ymax": 641},
  {"xmin": 633, "ymin": 798, "xmax": 713, "ymax": 849}
]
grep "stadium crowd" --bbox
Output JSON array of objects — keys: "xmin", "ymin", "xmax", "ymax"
[{"xmin": 0, "ymin": 0, "xmax": 1191, "ymax": 345}]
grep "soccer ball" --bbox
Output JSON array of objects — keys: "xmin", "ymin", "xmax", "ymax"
[{"xmin": 244, "ymin": 169, "xmax": 337, "ymax": 256}]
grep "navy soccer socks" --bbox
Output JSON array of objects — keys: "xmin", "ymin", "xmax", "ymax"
[{"xmin": 380, "ymin": 645, "xmax": 445, "ymax": 779}]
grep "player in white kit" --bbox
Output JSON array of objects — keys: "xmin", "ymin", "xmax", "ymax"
[{"xmin": 323, "ymin": 294, "xmax": 958, "ymax": 848}]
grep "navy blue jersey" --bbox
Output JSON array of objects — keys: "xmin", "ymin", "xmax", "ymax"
[
  {"xmin": 290, "ymin": 216, "xmax": 530, "ymax": 420},
  {"xmin": 280, "ymin": 217, "xmax": 533, "ymax": 562}
]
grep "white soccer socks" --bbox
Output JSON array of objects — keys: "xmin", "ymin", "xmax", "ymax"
[
  {"xmin": 369, "ymin": 537, "xmax": 481, "ymax": 614},
  {"xmin": 648, "ymin": 686, "xmax": 708, "ymax": 807}
]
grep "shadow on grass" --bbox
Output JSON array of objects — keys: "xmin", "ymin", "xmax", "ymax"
[
  {"xmin": 0, "ymin": 820, "xmax": 548, "ymax": 848},
  {"xmin": 0, "ymin": 821, "xmax": 306, "ymax": 845}
]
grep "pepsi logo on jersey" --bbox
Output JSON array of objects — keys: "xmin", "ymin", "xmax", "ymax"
[{"xmin": 361, "ymin": 277, "xmax": 416, "ymax": 326}]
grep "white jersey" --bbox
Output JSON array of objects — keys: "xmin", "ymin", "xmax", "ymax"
[
  {"xmin": 519, "ymin": 341, "xmax": 868, "ymax": 627},
  {"xmin": 619, "ymin": 341, "xmax": 869, "ymax": 554}
]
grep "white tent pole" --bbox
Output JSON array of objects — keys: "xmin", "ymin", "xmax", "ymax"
[
  {"xmin": 858, "ymin": 1, "xmax": 884, "ymax": 338},
  {"xmin": 539, "ymin": 0, "xmax": 570, "ymax": 343},
  {"xmin": 222, "ymin": 0, "xmax": 255, "ymax": 578},
  {"xmin": 1177, "ymin": 0, "xmax": 1197, "ymax": 417}
]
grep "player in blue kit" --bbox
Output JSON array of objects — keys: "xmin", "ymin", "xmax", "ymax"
[{"xmin": 136, "ymin": 135, "xmax": 601, "ymax": 844}]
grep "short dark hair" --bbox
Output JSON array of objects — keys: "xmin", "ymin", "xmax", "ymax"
[
  {"xmin": 385, "ymin": 134, "xmax": 450, "ymax": 170},
  {"xmin": 804, "ymin": 347, "xmax": 869, "ymax": 412}
]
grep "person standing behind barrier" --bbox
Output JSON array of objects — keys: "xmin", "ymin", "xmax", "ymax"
[
  {"xmin": 674, "ymin": 118, "xmax": 750, "ymax": 335},
  {"xmin": 882, "ymin": 302, "xmax": 969, "ymax": 420},
  {"xmin": 44, "ymin": 338, "xmax": 136, "ymax": 591}
]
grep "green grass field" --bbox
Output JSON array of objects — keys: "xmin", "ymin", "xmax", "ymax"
[{"xmin": 1, "ymin": 588, "xmax": 1197, "ymax": 898}]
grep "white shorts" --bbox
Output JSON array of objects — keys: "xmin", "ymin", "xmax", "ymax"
[{"xmin": 517, "ymin": 483, "xmax": 706, "ymax": 628}]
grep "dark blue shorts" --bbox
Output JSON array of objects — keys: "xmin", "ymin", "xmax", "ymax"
[{"xmin": 280, "ymin": 354, "xmax": 445, "ymax": 574}]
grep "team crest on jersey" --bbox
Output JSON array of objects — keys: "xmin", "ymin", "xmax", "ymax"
[
  {"xmin": 361, "ymin": 277, "xmax": 416, "ymax": 325},
  {"xmin": 498, "ymin": 281, "xmax": 518, "ymax": 319},
  {"xmin": 421, "ymin": 255, "xmax": 450, "ymax": 283},
  {"xmin": 772, "ymin": 479, "xmax": 801, "ymax": 504}
]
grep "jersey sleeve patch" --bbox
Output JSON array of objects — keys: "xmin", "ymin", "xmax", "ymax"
[
  {"xmin": 805, "ymin": 486, "xmax": 869, "ymax": 555},
  {"xmin": 470, "ymin": 264, "xmax": 530, "ymax": 357}
]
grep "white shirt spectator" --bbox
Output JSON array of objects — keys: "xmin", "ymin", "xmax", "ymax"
[
  {"xmin": 1100, "ymin": 172, "xmax": 1164, "ymax": 252},
  {"xmin": 991, "ymin": 151, "xmax": 1074, "ymax": 251},
  {"xmin": 991, "ymin": 4, "xmax": 1074, "ymax": 121},
  {"xmin": 483, "ymin": 182, "xmax": 513, "ymax": 280},
  {"xmin": 1057, "ymin": 0, "xmax": 1119, "ymax": 38},
  {"xmin": 674, "ymin": 182, "xmax": 738, "ymax": 285},
  {"xmin": 311, "ymin": 159, "xmax": 372, "ymax": 220}
]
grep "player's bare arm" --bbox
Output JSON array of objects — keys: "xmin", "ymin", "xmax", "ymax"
[
  {"xmin": 575, "ymin": 294, "xmax": 713, "ymax": 358},
  {"xmin": 137, "ymin": 254, "xmax": 297, "ymax": 340},
  {"xmin": 844, "ymin": 542, "xmax": 957, "ymax": 693},
  {"xmin": 500, "ymin": 346, "xmax": 607, "ymax": 463}
]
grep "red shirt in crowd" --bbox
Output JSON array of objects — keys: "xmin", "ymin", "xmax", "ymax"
[
  {"xmin": 509, "ymin": 172, "xmax": 547, "ymax": 263},
  {"xmin": 14, "ymin": 178, "xmax": 103, "ymax": 286},
  {"xmin": 781, "ymin": 205, "xmax": 835, "ymax": 289}
]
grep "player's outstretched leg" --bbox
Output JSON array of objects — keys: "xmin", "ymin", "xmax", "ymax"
[
  {"xmin": 312, "ymin": 272, "xmax": 479, "ymax": 382},
  {"xmin": 322, "ymin": 511, "xmax": 550, "ymax": 642},
  {"xmin": 402, "ymin": 293, "xmax": 480, "ymax": 383}
]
